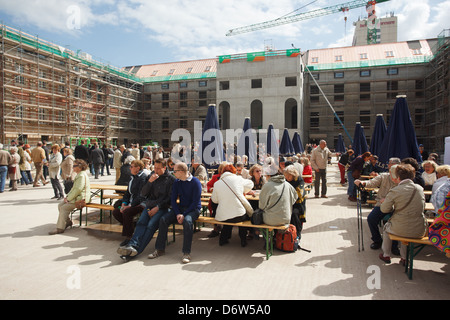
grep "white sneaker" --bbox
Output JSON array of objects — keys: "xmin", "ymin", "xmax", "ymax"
[
  {"xmin": 148, "ymin": 249, "xmax": 164, "ymax": 259},
  {"xmin": 181, "ymin": 254, "xmax": 191, "ymax": 264}
]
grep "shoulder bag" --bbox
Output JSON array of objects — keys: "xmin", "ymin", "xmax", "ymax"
[{"xmin": 252, "ymin": 183, "xmax": 286, "ymax": 225}]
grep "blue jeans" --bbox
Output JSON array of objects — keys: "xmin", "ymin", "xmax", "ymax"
[
  {"xmin": 155, "ymin": 208, "xmax": 200, "ymax": 254},
  {"xmin": 0, "ymin": 166, "xmax": 7, "ymax": 192},
  {"xmin": 128, "ymin": 207, "xmax": 168, "ymax": 255}
]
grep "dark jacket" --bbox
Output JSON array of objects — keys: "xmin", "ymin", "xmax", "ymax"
[
  {"xmin": 89, "ymin": 147, "xmax": 105, "ymax": 165},
  {"xmin": 122, "ymin": 170, "xmax": 148, "ymax": 207},
  {"xmin": 116, "ymin": 164, "xmax": 131, "ymax": 187},
  {"xmin": 140, "ymin": 169, "xmax": 175, "ymax": 210},
  {"xmin": 74, "ymin": 144, "xmax": 89, "ymax": 162}
]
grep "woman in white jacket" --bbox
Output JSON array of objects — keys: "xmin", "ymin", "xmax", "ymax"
[
  {"xmin": 48, "ymin": 144, "xmax": 64, "ymax": 200},
  {"xmin": 211, "ymin": 164, "xmax": 254, "ymax": 247}
]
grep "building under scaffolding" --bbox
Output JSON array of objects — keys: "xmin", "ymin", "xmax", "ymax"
[{"xmin": 0, "ymin": 24, "xmax": 143, "ymax": 147}]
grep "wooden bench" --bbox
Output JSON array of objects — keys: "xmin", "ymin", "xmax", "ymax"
[
  {"xmin": 388, "ymin": 233, "xmax": 433, "ymax": 280},
  {"xmin": 196, "ymin": 216, "xmax": 288, "ymax": 260}
]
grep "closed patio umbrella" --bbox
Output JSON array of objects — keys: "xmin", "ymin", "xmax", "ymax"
[
  {"xmin": 370, "ymin": 114, "xmax": 387, "ymax": 157},
  {"xmin": 292, "ymin": 131, "xmax": 304, "ymax": 154},
  {"xmin": 279, "ymin": 129, "xmax": 294, "ymax": 156}
]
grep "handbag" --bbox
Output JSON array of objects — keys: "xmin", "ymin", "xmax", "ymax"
[
  {"xmin": 251, "ymin": 183, "xmax": 286, "ymax": 225},
  {"xmin": 74, "ymin": 174, "xmax": 88, "ymax": 210}
]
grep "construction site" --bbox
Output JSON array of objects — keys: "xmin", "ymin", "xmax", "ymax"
[{"xmin": 0, "ymin": 0, "xmax": 449, "ymax": 155}]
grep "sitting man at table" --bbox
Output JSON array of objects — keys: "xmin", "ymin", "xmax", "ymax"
[
  {"xmin": 112, "ymin": 160, "xmax": 148, "ymax": 245},
  {"xmin": 355, "ymin": 157, "xmax": 400, "ymax": 250},
  {"xmin": 148, "ymin": 162, "xmax": 202, "ymax": 264},
  {"xmin": 116, "ymin": 158, "xmax": 175, "ymax": 260}
]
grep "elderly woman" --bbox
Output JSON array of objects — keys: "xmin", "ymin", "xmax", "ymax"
[
  {"xmin": 48, "ymin": 144, "xmax": 64, "ymax": 200},
  {"xmin": 8, "ymin": 147, "xmax": 21, "ymax": 191},
  {"xmin": 49, "ymin": 159, "xmax": 91, "ymax": 235},
  {"xmin": 283, "ymin": 165, "xmax": 306, "ymax": 240},
  {"xmin": 61, "ymin": 147, "xmax": 76, "ymax": 194},
  {"xmin": 258, "ymin": 157, "xmax": 298, "ymax": 227},
  {"xmin": 379, "ymin": 164, "xmax": 428, "ymax": 264},
  {"xmin": 211, "ymin": 164, "xmax": 254, "ymax": 247},
  {"xmin": 422, "ymin": 160, "xmax": 437, "ymax": 191}
]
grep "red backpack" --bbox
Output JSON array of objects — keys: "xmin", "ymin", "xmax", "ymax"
[{"xmin": 275, "ymin": 224, "xmax": 298, "ymax": 252}]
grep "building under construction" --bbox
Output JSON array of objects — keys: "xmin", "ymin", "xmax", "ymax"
[{"xmin": 0, "ymin": 24, "xmax": 143, "ymax": 147}]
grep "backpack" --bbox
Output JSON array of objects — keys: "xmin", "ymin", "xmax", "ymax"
[{"xmin": 275, "ymin": 224, "xmax": 298, "ymax": 252}]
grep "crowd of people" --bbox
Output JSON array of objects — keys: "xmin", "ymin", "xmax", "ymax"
[{"xmin": 2, "ymin": 137, "xmax": 449, "ymax": 262}]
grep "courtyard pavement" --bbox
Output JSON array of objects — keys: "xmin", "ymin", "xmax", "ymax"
[{"xmin": 1, "ymin": 161, "xmax": 449, "ymax": 301}]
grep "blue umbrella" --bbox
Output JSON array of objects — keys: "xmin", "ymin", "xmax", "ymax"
[
  {"xmin": 201, "ymin": 104, "xmax": 224, "ymax": 168},
  {"xmin": 370, "ymin": 114, "xmax": 387, "ymax": 157},
  {"xmin": 237, "ymin": 117, "xmax": 257, "ymax": 164},
  {"xmin": 352, "ymin": 122, "xmax": 365, "ymax": 156},
  {"xmin": 279, "ymin": 129, "xmax": 294, "ymax": 156},
  {"xmin": 336, "ymin": 133, "xmax": 346, "ymax": 153},
  {"xmin": 292, "ymin": 132, "xmax": 304, "ymax": 154},
  {"xmin": 266, "ymin": 123, "xmax": 279, "ymax": 157},
  {"xmin": 378, "ymin": 96, "xmax": 422, "ymax": 170}
]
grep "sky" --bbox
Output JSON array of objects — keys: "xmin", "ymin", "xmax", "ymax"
[{"xmin": 0, "ymin": 0, "xmax": 449, "ymax": 69}]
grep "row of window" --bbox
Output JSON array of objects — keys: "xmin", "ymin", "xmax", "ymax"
[
  {"xmin": 219, "ymin": 77, "xmax": 298, "ymax": 90},
  {"xmin": 150, "ymin": 65, "xmax": 212, "ymax": 77},
  {"xmin": 310, "ymin": 50, "xmax": 422, "ymax": 64},
  {"xmin": 160, "ymin": 80, "xmax": 208, "ymax": 90}
]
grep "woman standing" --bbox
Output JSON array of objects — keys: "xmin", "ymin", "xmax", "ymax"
[
  {"xmin": 49, "ymin": 159, "xmax": 91, "ymax": 235},
  {"xmin": 8, "ymin": 147, "xmax": 20, "ymax": 191},
  {"xmin": 48, "ymin": 144, "xmax": 64, "ymax": 200},
  {"xmin": 61, "ymin": 148, "xmax": 76, "ymax": 194},
  {"xmin": 23, "ymin": 144, "xmax": 33, "ymax": 185},
  {"xmin": 283, "ymin": 165, "xmax": 307, "ymax": 240}
]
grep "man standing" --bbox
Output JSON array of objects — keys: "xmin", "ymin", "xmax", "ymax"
[
  {"xmin": 31, "ymin": 141, "xmax": 47, "ymax": 187},
  {"xmin": 0, "ymin": 144, "xmax": 12, "ymax": 193},
  {"xmin": 89, "ymin": 143, "xmax": 105, "ymax": 179},
  {"xmin": 74, "ymin": 139, "xmax": 89, "ymax": 163},
  {"xmin": 310, "ymin": 140, "xmax": 332, "ymax": 198},
  {"xmin": 113, "ymin": 145, "xmax": 124, "ymax": 183},
  {"xmin": 148, "ymin": 162, "xmax": 202, "ymax": 264}
]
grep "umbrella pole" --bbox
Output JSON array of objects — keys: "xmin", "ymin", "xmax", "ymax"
[{"xmin": 356, "ymin": 187, "xmax": 364, "ymax": 252}]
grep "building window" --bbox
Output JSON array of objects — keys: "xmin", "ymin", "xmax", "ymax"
[
  {"xmin": 360, "ymin": 53, "xmax": 368, "ymax": 60},
  {"xmin": 162, "ymin": 102, "xmax": 169, "ymax": 108},
  {"xmin": 168, "ymin": 69, "xmax": 175, "ymax": 75},
  {"xmin": 334, "ymin": 95, "xmax": 344, "ymax": 102},
  {"xmin": 186, "ymin": 67, "xmax": 193, "ymax": 73},
  {"xmin": 387, "ymin": 68, "xmax": 398, "ymax": 75},
  {"xmin": 285, "ymin": 76, "xmax": 297, "ymax": 87},
  {"xmin": 310, "ymin": 96, "xmax": 319, "ymax": 103},
  {"xmin": 310, "ymin": 85, "xmax": 319, "ymax": 94},
  {"xmin": 360, "ymin": 83, "xmax": 370, "ymax": 92},
  {"xmin": 311, "ymin": 57, "xmax": 318, "ymax": 63},
  {"xmin": 334, "ymin": 72, "xmax": 344, "ymax": 78},
  {"xmin": 161, "ymin": 83, "xmax": 169, "ymax": 89},
  {"xmin": 180, "ymin": 116, "xmax": 188, "ymax": 128},
  {"xmin": 199, "ymin": 91, "xmax": 207, "ymax": 99},
  {"xmin": 335, "ymin": 55, "xmax": 343, "ymax": 62},
  {"xmin": 162, "ymin": 117, "xmax": 169, "ymax": 131},
  {"xmin": 360, "ymin": 110, "xmax": 371, "ymax": 128},
  {"xmin": 412, "ymin": 49, "xmax": 422, "ymax": 55},
  {"xmin": 38, "ymin": 108, "xmax": 46, "ymax": 120},
  {"xmin": 310, "ymin": 112, "xmax": 319, "ymax": 128},
  {"xmin": 205, "ymin": 66, "xmax": 212, "ymax": 72},
  {"xmin": 162, "ymin": 93, "xmax": 169, "ymax": 101},
  {"xmin": 385, "ymin": 51, "xmax": 394, "ymax": 58},
  {"xmin": 334, "ymin": 84, "xmax": 344, "ymax": 93},
  {"xmin": 251, "ymin": 79, "xmax": 262, "ymax": 88},
  {"xmin": 179, "ymin": 82, "xmax": 187, "ymax": 88},
  {"xmin": 180, "ymin": 92, "xmax": 187, "ymax": 100},
  {"xmin": 360, "ymin": 70, "xmax": 371, "ymax": 77},
  {"xmin": 15, "ymin": 75, "xmax": 25, "ymax": 84},
  {"xmin": 199, "ymin": 80, "xmax": 207, "ymax": 87},
  {"xmin": 360, "ymin": 93, "xmax": 370, "ymax": 101},
  {"xmin": 199, "ymin": 100, "xmax": 207, "ymax": 107},
  {"xmin": 311, "ymin": 73, "xmax": 319, "ymax": 80},
  {"xmin": 219, "ymin": 81, "xmax": 229, "ymax": 90},
  {"xmin": 151, "ymin": 70, "xmax": 158, "ymax": 76}
]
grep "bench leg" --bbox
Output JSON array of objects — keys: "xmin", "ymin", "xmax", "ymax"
[
  {"xmin": 405, "ymin": 243, "xmax": 427, "ymax": 280},
  {"xmin": 260, "ymin": 228, "xmax": 274, "ymax": 260}
]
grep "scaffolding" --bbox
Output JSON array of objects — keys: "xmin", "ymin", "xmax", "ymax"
[
  {"xmin": 0, "ymin": 24, "xmax": 143, "ymax": 145},
  {"xmin": 424, "ymin": 29, "xmax": 450, "ymax": 153}
]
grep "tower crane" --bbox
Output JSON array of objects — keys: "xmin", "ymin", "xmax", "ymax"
[{"xmin": 226, "ymin": 0, "xmax": 390, "ymax": 36}]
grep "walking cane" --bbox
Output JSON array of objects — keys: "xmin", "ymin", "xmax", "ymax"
[{"xmin": 356, "ymin": 185, "xmax": 364, "ymax": 252}]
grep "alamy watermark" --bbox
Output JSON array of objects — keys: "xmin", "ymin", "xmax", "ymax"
[{"xmin": 66, "ymin": 5, "xmax": 81, "ymax": 30}]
